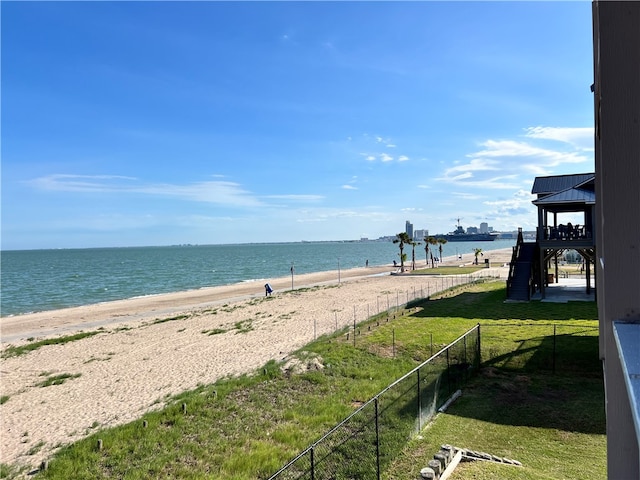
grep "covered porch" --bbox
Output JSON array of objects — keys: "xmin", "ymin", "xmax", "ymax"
[{"xmin": 531, "ymin": 173, "xmax": 596, "ymax": 300}]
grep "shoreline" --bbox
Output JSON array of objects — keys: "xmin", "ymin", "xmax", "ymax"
[
  {"xmin": 0, "ymin": 247, "xmax": 513, "ymax": 345},
  {"xmin": 0, "ymin": 248, "xmax": 512, "ymax": 470}
]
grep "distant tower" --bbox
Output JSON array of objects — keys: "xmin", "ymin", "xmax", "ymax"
[
  {"xmin": 414, "ymin": 229, "xmax": 428, "ymax": 240},
  {"xmin": 480, "ymin": 222, "xmax": 489, "ymax": 234},
  {"xmin": 405, "ymin": 221, "xmax": 414, "ymax": 239}
]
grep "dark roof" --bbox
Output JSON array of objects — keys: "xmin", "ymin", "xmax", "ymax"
[
  {"xmin": 532, "ymin": 187, "xmax": 596, "ymax": 206},
  {"xmin": 531, "ymin": 173, "xmax": 595, "ymax": 195}
]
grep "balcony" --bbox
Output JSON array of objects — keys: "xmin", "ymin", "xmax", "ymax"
[{"xmin": 537, "ymin": 225, "xmax": 595, "ymax": 249}]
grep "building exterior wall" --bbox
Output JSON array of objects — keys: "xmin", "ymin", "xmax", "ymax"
[{"xmin": 593, "ymin": 2, "xmax": 640, "ymax": 477}]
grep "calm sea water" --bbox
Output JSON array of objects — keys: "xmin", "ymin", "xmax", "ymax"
[{"xmin": 1, "ymin": 239, "xmax": 514, "ymax": 317}]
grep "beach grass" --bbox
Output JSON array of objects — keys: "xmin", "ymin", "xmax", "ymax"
[
  {"xmin": 35, "ymin": 373, "xmax": 82, "ymax": 388},
  {"xmin": 32, "ymin": 281, "xmax": 603, "ymax": 480},
  {"xmin": 1, "ymin": 331, "xmax": 101, "ymax": 359}
]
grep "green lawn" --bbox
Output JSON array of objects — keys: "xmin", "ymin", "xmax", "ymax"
[{"xmin": 10, "ymin": 280, "xmax": 602, "ymax": 480}]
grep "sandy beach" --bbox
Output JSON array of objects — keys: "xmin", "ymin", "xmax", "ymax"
[{"xmin": 0, "ymin": 248, "xmax": 512, "ymax": 471}]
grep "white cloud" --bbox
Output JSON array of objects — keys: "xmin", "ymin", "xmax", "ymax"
[
  {"xmin": 380, "ymin": 153, "xmax": 393, "ymax": 162},
  {"xmin": 481, "ymin": 189, "xmax": 539, "ymax": 229},
  {"xmin": 475, "ymin": 139, "xmax": 589, "ymax": 166},
  {"xmin": 445, "ymin": 158, "xmax": 501, "ymax": 174},
  {"xmin": 398, "ymin": 155, "xmax": 409, "ymax": 162},
  {"xmin": 29, "ymin": 174, "xmax": 137, "ymax": 192},
  {"xmin": 29, "ymin": 174, "xmax": 269, "ymax": 207},
  {"xmin": 266, "ymin": 194, "xmax": 324, "ymax": 202},
  {"xmin": 439, "ymin": 129, "xmax": 593, "ymax": 192},
  {"xmin": 524, "ymin": 126, "xmax": 594, "ymax": 151},
  {"xmin": 342, "ymin": 184, "xmax": 357, "ymax": 190}
]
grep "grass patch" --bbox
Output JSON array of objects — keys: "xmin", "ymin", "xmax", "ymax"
[
  {"xmin": 385, "ymin": 370, "xmax": 604, "ymax": 479},
  {"xmin": 36, "ymin": 373, "xmax": 81, "ymax": 388},
  {"xmin": 150, "ymin": 314, "xmax": 190, "ymax": 325},
  {"xmin": 202, "ymin": 328, "xmax": 227, "ymax": 336},
  {"xmin": 234, "ymin": 320, "xmax": 254, "ymax": 334},
  {"xmin": 32, "ymin": 281, "xmax": 602, "ymax": 480},
  {"xmin": 0, "ymin": 395, "xmax": 9, "ymax": 405},
  {"xmin": 1, "ymin": 332, "xmax": 101, "ymax": 359},
  {"xmin": 411, "ymin": 266, "xmax": 485, "ymax": 275}
]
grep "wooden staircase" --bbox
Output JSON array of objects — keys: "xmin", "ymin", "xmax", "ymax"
[{"xmin": 506, "ymin": 231, "xmax": 537, "ymax": 301}]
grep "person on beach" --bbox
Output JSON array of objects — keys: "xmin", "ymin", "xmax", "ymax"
[
  {"xmin": 265, "ymin": 283, "xmax": 273, "ymax": 296},
  {"xmin": 365, "ymin": 259, "xmax": 369, "ymax": 267}
]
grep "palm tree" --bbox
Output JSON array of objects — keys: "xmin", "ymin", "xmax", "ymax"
[
  {"xmin": 473, "ymin": 248, "xmax": 483, "ymax": 265},
  {"xmin": 410, "ymin": 241, "xmax": 421, "ymax": 270},
  {"xmin": 423, "ymin": 238, "xmax": 430, "ymax": 267},
  {"xmin": 437, "ymin": 238, "xmax": 448, "ymax": 265},
  {"xmin": 393, "ymin": 232, "xmax": 411, "ymax": 272},
  {"xmin": 426, "ymin": 236, "xmax": 438, "ymax": 268}
]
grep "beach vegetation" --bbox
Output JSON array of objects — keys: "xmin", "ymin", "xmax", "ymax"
[
  {"xmin": 473, "ymin": 247, "xmax": 484, "ymax": 265},
  {"xmin": 393, "ymin": 232, "xmax": 411, "ymax": 272},
  {"xmin": 234, "ymin": 319, "xmax": 254, "ymax": 334},
  {"xmin": 202, "ymin": 328, "xmax": 227, "ymax": 335},
  {"xmin": 32, "ymin": 281, "xmax": 602, "ymax": 480},
  {"xmin": 424, "ymin": 236, "xmax": 438, "ymax": 268},
  {"xmin": 0, "ymin": 395, "xmax": 9, "ymax": 405},
  {"xmin": 84, "ymin": 353, "xmax": 115, "ymax": 364},
  {"xmin": 0, "ymin": 462, "xmax": 25, "ymax": 479},
  {"xmin": 26, "ymin": 441, "xmax": 46, "ymax": 456},
  {"xmin": 410, "ymin": 266, "xmax": 484, "ymax": 275},
  {"xmin": 437, "ymin": 237, "xmax": 448, "ymax": 262},
  {"xmin": 35, "ymin": 373, "xmax": 81, "ymax": 388},
  {"xmin": 1, "ymin": 331, "xmax": 101, "ymax": 359},
  {"xmin": 150, "ymin": 314, "xmax": 190, "ymax": 325}
]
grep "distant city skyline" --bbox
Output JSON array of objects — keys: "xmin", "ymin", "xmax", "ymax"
[{"xmin": 2, "ymin": 2, "xmax": 594, "ymax": 250}]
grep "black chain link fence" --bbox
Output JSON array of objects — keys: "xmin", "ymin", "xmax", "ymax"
[{"xmin": 268, "ymin": 325, "xmax": 481, "ymax": 480}]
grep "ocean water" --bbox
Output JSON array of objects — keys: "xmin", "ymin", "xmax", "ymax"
[{"xmin": 0, "ymin": 239, "xmax": 514, "ymax": 317}]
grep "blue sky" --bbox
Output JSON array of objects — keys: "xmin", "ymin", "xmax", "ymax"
[{"xmin": 2, "ymin": 1, "xmax": 595, "ymax": 250}]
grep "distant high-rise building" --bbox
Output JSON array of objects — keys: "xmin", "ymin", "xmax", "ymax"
[
  {"xmin": 405, "ymin": 221, "xmax": 414, "ymax": 239},
  {"xmin": 480, "ymin": 222, "xmax": 489, "ymax": 234},
  {"xmin": 414, "ymin": 229, "xmax": 428, "ymax": 240}
]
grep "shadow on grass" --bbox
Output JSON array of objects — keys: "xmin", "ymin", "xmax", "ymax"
[{"xmin": 447, "ymin": 367, "xmax": 605, "ymax": 435}]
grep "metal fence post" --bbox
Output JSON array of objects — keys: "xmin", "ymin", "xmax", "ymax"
[
  {"xmin": 417, "ymin": 368, "xmax": 422, "ymax": 430},
  {"xmin": 553, "ymin": 324, "xmax": 556, "ymax": 375},
  {"xmin": 446, "ymin": 347, "xmax": 452, "ymax": 396},
  {"xmin": 392, "ymin": 329, "xmax": 396, "ymax": 358},
  {"xmin": 310, "ymin": 446, "xmax": 315, "ymax": 480},
  {"xmin": 463, "ymin": 335, "xmax": 467, "ymax": 366},
  {"xmin": 375, "ymin": 397, "xmax": 381, "ymax": 480},
  {"xmin": 476, "ymin": 323, "xmax": 481, "ymax": 367}
]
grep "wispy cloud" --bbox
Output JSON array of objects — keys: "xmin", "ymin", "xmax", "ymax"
[
  {"xmin": 28, "ymin": 174, "xmax": 268, "ymax": 207},
  {"xmin": 29, "ymin": 174, "xmax": 138, "ymax": 192},
  {"xmin": 266, "ymin": 194, "xmax": 324, "ymax": 202},
  {"xmin": 341, "ymin": 184, "xmax": 357, "ymax": 190},
  {"xmin": 474, "ymin": 139, "xmax": 588, "ymax": 165},
  {"xmin": 524, "ymin": 126, "xmax": 593, "ymax": 151}
]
